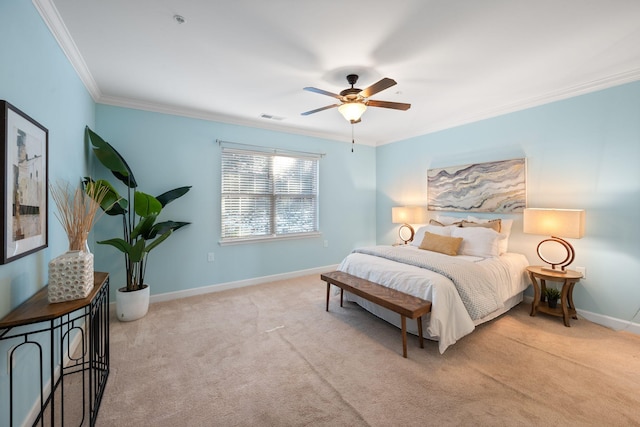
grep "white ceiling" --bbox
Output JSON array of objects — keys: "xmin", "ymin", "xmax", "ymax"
[{"xmin": 37, "ymin": 0, "xmax": 640, "ymax": 146}]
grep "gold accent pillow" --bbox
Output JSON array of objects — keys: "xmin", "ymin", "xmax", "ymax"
[{"xmin": 419, "ymin": 231, "xmax": 463, "ymax": 256}]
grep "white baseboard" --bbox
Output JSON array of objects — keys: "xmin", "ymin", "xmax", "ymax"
[
  {"xmin": 522, "ymin": 295, "xmax": 640, "ymax": 334},
  {"xmin": 147, "ymin": 264, "xmax": 340, "ymax": 304},
  {"xmin": 576, "ymin": 309, "xmax": 640, "ymax": 334}
]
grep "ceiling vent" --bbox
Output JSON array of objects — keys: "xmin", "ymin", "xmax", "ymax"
[{"xmin": 260, "ymin": 114, "xmax": 285, "ymax": 121}]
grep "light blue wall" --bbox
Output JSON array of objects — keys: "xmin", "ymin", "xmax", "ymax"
[
  {"xmin": 0, "ymin": 1, "xmax": 96, "ymax": 424},
  {"xmin": 93, "ymin": 105, "xmax": 376, "ymax": 296},
  {"xmin": 0, "ymin": 1, "xmax": 95, "ymax": 316},
  {"xmin": 377, "ymin": 81, "xmax": 640, "ymax": 324}
]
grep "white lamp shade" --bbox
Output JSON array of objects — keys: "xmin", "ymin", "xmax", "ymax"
[
  {"xmin": 392, "ymin": 206, "xmax": 427, "ymax": 224},
  {"xmin": 338, "ymin": 102, "xmax": 367, "ymax": 122},
  {"xmin": 523, "ymin": 208, "xmax": 585, "ymax": 238}
]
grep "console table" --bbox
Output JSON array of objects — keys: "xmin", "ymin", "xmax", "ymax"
[{"xmin": 0, "ymin": 272, "xmax": 109, "ymax": 427}]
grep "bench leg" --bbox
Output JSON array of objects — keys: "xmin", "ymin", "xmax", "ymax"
[
  {"xmin": 417, "ymin": 317, "xmax": 424, "ymax": 349},
  {"xmin": 326, "ymin": 283, "xmax": 330, "ymax": 311},
  {"xmin": 401, "ymin": 316, "xmax": 407, "ymax": 358},
  {"xmin": 325, "ymin": 283, "xmax": 345, "ymax": 310}
]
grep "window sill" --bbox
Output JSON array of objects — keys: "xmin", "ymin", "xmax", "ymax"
[{"xmin": 219, "ymin": 232, "xmax": 322, "ymax": 246}]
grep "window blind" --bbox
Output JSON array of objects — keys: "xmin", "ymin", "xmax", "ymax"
[{"xmin": 221, "ymin": 147, "xmax": 319, "ymax": 242}]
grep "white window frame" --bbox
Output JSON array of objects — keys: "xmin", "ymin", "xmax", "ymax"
[{"xmin": 219, "ymin": 143, "xmax": 322, "ymax": 245}]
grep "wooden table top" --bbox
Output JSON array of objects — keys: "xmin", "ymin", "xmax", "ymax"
[
  {"xmin": 0, "ymin": 272, "xmax": 109, "ymax": 328},
  {"xmin": 526, "ymin": 266, "xmax": 582, "ymax": 280}
]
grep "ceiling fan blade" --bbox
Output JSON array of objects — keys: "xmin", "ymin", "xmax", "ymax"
[
  {"xmin": 367, "ymin": 100, "xmax": 411, "ymax": 111},
  {"xmin": 303, "ymin": 87, "xmax": 342, "ymax": 99},
  {"xmin": 359, "ymin": 78, "xmax": 397, "ymax": 98},
  {"xmin": 301, "ymin": 104, "xmax": 340, "ymax": 116}
]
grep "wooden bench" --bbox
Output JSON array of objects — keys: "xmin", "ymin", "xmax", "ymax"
[{"xmin": 321, "ymin": 271, "xmax": 432, "ymax": 358}]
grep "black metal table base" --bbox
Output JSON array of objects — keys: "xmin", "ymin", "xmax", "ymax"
[{"xmin": 1, "ymin": 273, "xmax": 109, "ymax": 427}]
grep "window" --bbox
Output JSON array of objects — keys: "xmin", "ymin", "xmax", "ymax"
[{"xmin": 221, "ymin": 146, "xmax": 320, "ymax": 243}]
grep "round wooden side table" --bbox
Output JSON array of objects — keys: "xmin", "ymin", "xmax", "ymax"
[{"xmin": 527, "ymin": 266, "xmax": 583, "ymax": 327}]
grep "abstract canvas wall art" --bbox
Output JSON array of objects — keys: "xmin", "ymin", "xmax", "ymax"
[{"xmin": 427, "ymin": 158, "xmax": 526, "ymax": 213}]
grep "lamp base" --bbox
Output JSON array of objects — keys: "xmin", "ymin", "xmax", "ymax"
[
  {"xmin": 536, "ymin": 236, "xmax": 575, "ymax": 274},
  {"xmin": 398, "ymin": 223, "xmax": 415, "ymax": 245}
]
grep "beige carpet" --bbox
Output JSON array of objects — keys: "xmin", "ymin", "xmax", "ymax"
[{"xmin": 92, "ymin": 274, "xmax": 640, "ymax": 426}]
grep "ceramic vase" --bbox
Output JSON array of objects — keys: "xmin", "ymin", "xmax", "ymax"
[{"xmin": 48, "ymin": 247, "xmax": 94, "ymax": 303}]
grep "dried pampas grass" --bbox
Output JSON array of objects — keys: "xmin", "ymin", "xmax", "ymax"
[{"xmin": 50, "ymin": 180, "xmax": 109, "ymax": 251}]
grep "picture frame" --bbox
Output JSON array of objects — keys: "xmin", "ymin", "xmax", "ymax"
[
  {"xmin": 427, "ymin": 158, "xmax": 526, "ymax": 213},
  {"xmin": 0, "ymin": 101, "xmax": 48, "ymax": 264}
]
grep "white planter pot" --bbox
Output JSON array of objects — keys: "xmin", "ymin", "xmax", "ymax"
[{"xmin": 115, "ymin": 285, "xmax": 150, "ymax": 321}]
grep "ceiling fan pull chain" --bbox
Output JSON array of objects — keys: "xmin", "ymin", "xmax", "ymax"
[{"xmin": 351, "ymin": 124, "xmax": 355, "ymax": 153}]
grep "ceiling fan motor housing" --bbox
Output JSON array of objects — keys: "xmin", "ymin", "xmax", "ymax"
[{"xmin": 341, "ymin": 74, "xmax": 362, "ymax": 99}]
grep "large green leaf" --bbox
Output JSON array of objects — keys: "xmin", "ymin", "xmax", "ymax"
[
  {"xmin": 97, "ymin": 237, "xmax": 143, "ymax": 263},
  {"xmin": 156, "ymin": 186, "xmax": 191, "ymax": 207},
  {"xmin": 84, "ymin": 178, "xmax": 128, "ymax": 216},
  {"xmin": 134, "ymin": 191, "xmax": 162, "ymax": 217},
  {"xmin": 152, "ymin": 220, "xmax": 190, "ymax": 235},
  {"xmin": 85, "ymin": 126, "xmax": 138, "ymax": 188},
  {"xmin": 145, "ymin": 230, "xmax": 172, "ymax": 253},
  {"xmin": 128, "ymin": 239, "xmax": 146, "ymax": 262},
  {"xmin": 132, "ymin": 213, "xmax": 157, "ymax": 240},
  {"xmin": 97, "ymin": 238, "xmax": 131, "ymax": 254},
  {"xmin": 146, "ymin": 220, "xmax": 190, "ymax": 239}
]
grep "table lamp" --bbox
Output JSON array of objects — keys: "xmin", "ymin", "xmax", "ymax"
[
  {"xmin": 392, "ymin": 206, "xmax": 426, "ymax": 244},
  {"xmin": 523, "ymin": 208, "xmax": 585, "ymax": 273}
]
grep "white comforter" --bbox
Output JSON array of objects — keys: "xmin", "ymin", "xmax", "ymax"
[{"xmin": 337, "ymin": 245, "xmax": 530, "ymax": 353}]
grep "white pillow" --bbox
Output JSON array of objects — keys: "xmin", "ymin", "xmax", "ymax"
[
  {"xmin": 411, "ymin": 224, "xmax": 452, "ymax": 246},
  {"xmin": 467, "ymin": 216, "xmax": 513, "ymax": 254},
  {"xmin": 450, "ymin": 226, "xmax": 506, "ymax": 258}
]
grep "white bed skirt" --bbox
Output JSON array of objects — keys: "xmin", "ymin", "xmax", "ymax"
[{"xmin": 343, "ymin": 291, "xmax": 525, "ymax": 342}]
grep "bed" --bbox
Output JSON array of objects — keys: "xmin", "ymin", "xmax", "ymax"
[{"xmin": 337, "ymin": 216, "xmax": 530, "ymax": 354}]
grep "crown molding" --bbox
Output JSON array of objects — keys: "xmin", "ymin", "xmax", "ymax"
[{"xmin": 97, "ymin": 95, "xmax": 376, "ymax": 146}]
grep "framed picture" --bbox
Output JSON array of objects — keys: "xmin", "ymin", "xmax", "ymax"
[
  {"xmin": 427, "ymin": 158, "xmax": 526, "ymax": 213},
  {"xmin": 0, "ymin": 101, "xmax": 48, "ymax": 264}
]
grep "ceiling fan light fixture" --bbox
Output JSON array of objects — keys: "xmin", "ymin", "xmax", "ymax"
[{"xmin": 338, "ymin": 102, "xmax": 367, "ymax": 122}]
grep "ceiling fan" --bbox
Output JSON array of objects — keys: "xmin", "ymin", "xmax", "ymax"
[{"xmin": 301, "ymin": 74, "xmax": 411, "ymax": 124}]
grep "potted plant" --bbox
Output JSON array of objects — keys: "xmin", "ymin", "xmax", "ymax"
[
  {"xmin": 84, "ymin": 126, "xmax": 191, "ymax": 321},
  {"xmin": 544, "ymin": 287, "xmax": 562, "ymax": 309}
]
